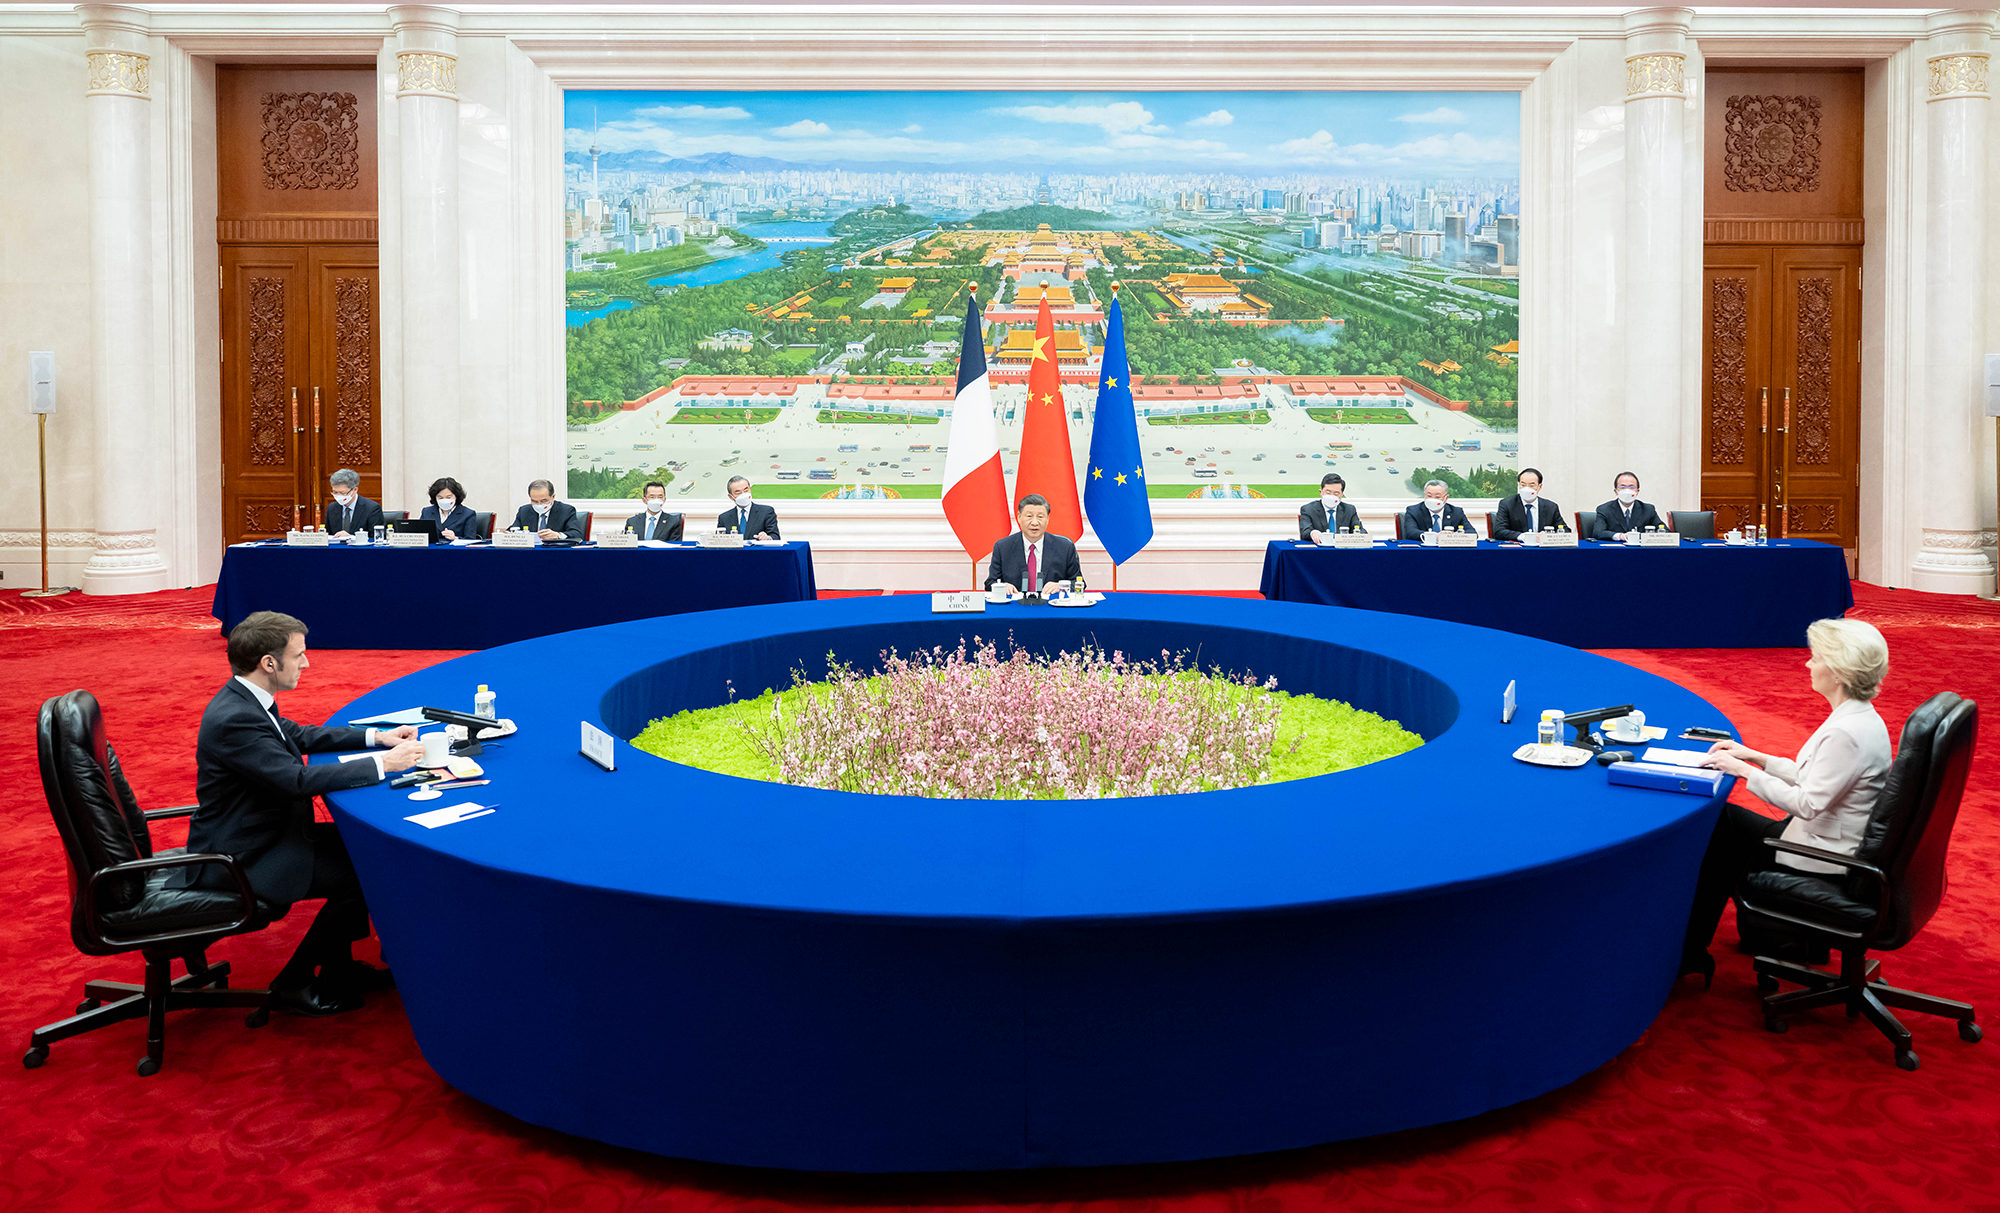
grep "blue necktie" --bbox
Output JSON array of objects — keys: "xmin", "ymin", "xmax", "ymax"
[
  {"xmin": 1432, "ymin": 512, "xmax": 1442, "ymax": 532},
  {"xmin": 739, "ymin": 509, "xmax": 749, "ymax": 535}
]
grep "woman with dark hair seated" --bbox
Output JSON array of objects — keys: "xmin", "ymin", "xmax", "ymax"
[
  {"xmin": 1679, "ymin": 617, "xmax": 1893, "ymax": 984},
  {"xmin": 419, "ymin": 477, "xmax": 479, "ymax": 541}
]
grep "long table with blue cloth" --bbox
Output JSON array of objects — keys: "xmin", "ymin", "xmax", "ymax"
[
  {"xmin": 1260, "ymin": 536, "xmax": 1853, "ymax": 648},
  {"xmin": 212, "ymin": 539, "xmax": 817, "ymax": 649}
]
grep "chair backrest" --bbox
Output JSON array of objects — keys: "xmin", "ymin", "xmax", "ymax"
[
  {"xmin": 382, "ymin": 510, "xmax": 409, "ymax": 524},
  {"xmin": 1392, "ymin": 513, "xmax": 1407, "ymax": 542},
  {"xmin": 1484, "ymin": 511, "xmax": 1497, "ymax": 540},
  {"xmin": 38, "ymin": 691, "xmax": 153, "ymax": 953},
  {"xmin": 472, "ymin": 511, "xmax": 494, "ymax": 540},
  {"xmin": 579, "ymin": 510, "xmax": 595, "ymax": 541},
  {"xmin": 1668, "ymin": 510, "xmax": 1716, "ymax": 540},
  {"xmin": 1574, "ymin": 511, "xmax": 1602, "ymax": 540},
  {"xmin": 1878, "ymin": 696, "xmax": 1978, "ymax": 948}
]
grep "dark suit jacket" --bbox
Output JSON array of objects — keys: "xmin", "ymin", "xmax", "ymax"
[
  {"xmin": 1594, "ymin": 498, "xmax": 1665, "ymax": 534},
  {"xmin": 716, "ymin": 502, "xmax": 781, "ymax": 539},
  {"xmin": 419, "ymin": 503, "xmax": 480, "ymax": 540},
  {"xmin": 1494, "ymin": 494, "xmax": 1568, "ymax": 541},
  {"xmin": 987, "ymin": 532, "xmax": 1082, "ymax": 590},
  {"xmin": 625, "ymin": 510, "xmax": 685, "ymax": 542},
  {"xmin": 324, "ymin": 495, "xmax": 384, "ymax": 537},
  {"xmin": 171, "ymin": 679, "xmax": 381, "ymax": 905},
  {"xmin": 1298, "ymin": 498, "xmax": 1366, "ymax": 539},
  {"xmin": 1401, "ymin": 501, "xmax": 1472, "ymax": 538},
  {"xmin": 512, "ymin": 500, "xmax": 586, "ymax": 540}
]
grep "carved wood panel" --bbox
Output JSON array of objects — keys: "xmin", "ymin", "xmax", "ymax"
[
  {"xmin": 1792, "ymin": 276, "xmax": 1834, "ymax": 466},
  {"xmin": 330, "ymin": 274, "xmax": 375, "ymax": 467},
  {"xmin": 1723, "ymin": 95, "xmax": 1822, "ymax": 193},
  {"xmin": 1708, "ymin": 277, "xmax": 1749, "ymax": 468},
  {"xmin": 241, "ymin": 502, "xmax": 296, "ymax": 537},
  {"xmin": 218, "ymin": 67, "xmax": 376, "ymax": 229},
  {"xmin": 245, "ymin": 275, "xmax": 289, "ymax": 466},
  {"xmin": 261, "ymin": 91, "xmax": 360, "ymax": 191}
]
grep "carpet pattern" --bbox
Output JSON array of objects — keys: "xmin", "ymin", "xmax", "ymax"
[{"xmin": 1, "ymin": 584, "xmax": 1996, "ymax": 1212}]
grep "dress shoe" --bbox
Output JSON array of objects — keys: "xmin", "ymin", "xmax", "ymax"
[
  {"xmin": 1678, "ymin": 949, "xmax": 1715, "ymax": 989},
  {"xmin": 323, "ymin": 959, "xmax": 395, "ymax": 994},
  {"xmin": 270, "ymin": 982, "xmax": 364, "ymax": 1017}
]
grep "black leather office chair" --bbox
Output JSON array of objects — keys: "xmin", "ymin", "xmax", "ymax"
[
  {"xmin": 1484, "ymin": 512, "xmax": 1498, "ymax": 540},
  {"xmin": 382, "ymin": 510, "xmax": 409, "ymax": 524},
  {"xmin": 1669, "ymin": 510, "xmax": 1716, "ymax": 540},
  {"xmin": 26, "ymin": 691, "xmax": 274, "ymax": 1077},
  {"xmin": 1574, "ymin": 511, "xmax": 1603, "ymax": 540},
  {"xmin": 472, "ymin": 511, "xmax": 495, "ymax": 540},
  {"xmin": 1736, "ymin": 692, "xmax": 1982, "ymax": 1070}
]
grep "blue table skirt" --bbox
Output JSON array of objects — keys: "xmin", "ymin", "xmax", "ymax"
[
  {"xmin": 211, "ymin": 541, "xmax": 817, "ymax": 649},
  {"xmin": 325, "ymin": 594, "xmax": 1734, "ymax": 1171},
  {"xmin": 1259, "ymin": 538, "xmax": 1853, "ymax": 648}
]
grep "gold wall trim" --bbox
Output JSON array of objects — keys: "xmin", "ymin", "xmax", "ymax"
[
  {"xmin": 217, "ymin": 217, "xmax": 380, "ymax": 243},
  {"xmin": 1928, "ymin": 52, "xmax": 1991, "ymax": 101},
  {"xmin": 1703, "ymin": 218, "xmax": 1864, "ymax": 245},
  {"xmin": 1626, "ymin": 52, "xmax": 1685, "ymax": 101},
  {"xmin": 86, "ymin": 50, "xmax": 149, "ymax": 98},
  {"xmin": 397, "ymin": 51, "xmax": 457, "ymax": 99}
]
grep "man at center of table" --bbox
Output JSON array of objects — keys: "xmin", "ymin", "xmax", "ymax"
[{"xmin": 988, "ymin": 494, "xmax": 1081, "ymax": 593}]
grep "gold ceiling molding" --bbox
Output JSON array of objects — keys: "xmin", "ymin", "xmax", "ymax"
[
  {"xmin": 85, "ymin": 50, "xmax": 149, "ymax": 98},
  {"xmin": 1625, "ymin": 52, "xmax": 1685, "ymax": 102},
  {"xmin": 397, "ymin": 50, "xmax": 456, "ymax": 99},
  {"xmin": 1927, "ymin": 52, "xmax": 1990, "ymax": 101}
]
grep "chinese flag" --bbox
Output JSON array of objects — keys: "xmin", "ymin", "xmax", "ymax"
[{"xmin": 1013, "ymin": 294, "xmax": 1082, "ymax": 540}]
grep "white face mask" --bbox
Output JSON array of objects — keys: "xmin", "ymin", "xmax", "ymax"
[
  {"xmin": 435, "ymin": 497, "xmax": 455, "ymax": 512},
  {"xmin": 1426, "ymin": 497, "xmax": 1446, "ymax": 513},
  {"xmin": 734, "ymin": 492, "xmax": 753, "ymax": 509},
  {"xmin": 645, "ymin": 498, "xmax": 665, "ymax": 513},
  {"xmin": 1321, "ymin": 491, "xmax": 1341, "ymax": 504},
  {"xmin": 1617, "ymin": 487, "xmax": 1638, "ymax": 504},
  {"xmin": 333, "ymin": 492, "xmax": 354, "ymax": 506},
  {"xmin": 1520, "ymin": 486, "xmax": 1538, "ymax": 503}
]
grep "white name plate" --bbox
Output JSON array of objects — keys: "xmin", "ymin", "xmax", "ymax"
[
  {"xmin": 1438, "ymin": 531, "xmax": 1479, "ymax": 548},
  {"xmin": 931, "ymin": 591, "xmax": 987, "ymax": 614},
  {"xmin": 696, "ymin": 531, "xmax": 746, "ymax": 549},
  {"xmin": 386, "ymin": 531, "xmax": 430, "ymax": 548},
  {"xmin": 595, "ymin": 531, "xmax": 639, "ymax": 549},
  {"xmin": 1639, "ymin": 532, "xmax": 1683, "ymax": 547},
  {"xmin": 580, "ymin": 720, "xmax": 616, "ymax": 772},
  {"xmin": 1537, "ymin": 530, "xmax": 1579, "ymax": 548},
  {"xmin": 1331, "ymin": 532, "xmax": 1373, "ymax": 549},
  {"xmin": 285, "ymin": 530, "xmax": 331, "ymax": 547},
  {"xmin": 492, "ymin": 530, "xmax": 537, "ymax": 549}
]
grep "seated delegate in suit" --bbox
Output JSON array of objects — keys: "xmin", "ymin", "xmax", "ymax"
[
  {"xmin": 716, "ymin": 475, "xmax": 781, "ymax": 539},
  {"xmin": 419, "ymin": 477, "xmax": 479, "ymax": 541},
  {"xmin": 987, "ymin": 493, "xmax": 1083, "ymax": 592},
  {"xmin": 1594, "ymin": 470, "xmax": 1666, "ymax": 534},
  {"xmin": 1493, "ymin": 467, "xmax": 1568, "ymax": 541},
  {"xmin": 171, "ymin": 611, "xmax": 426, "ymax": 1016},
  {"xmin": 1679, "ymin": 618, "xmax": 1892, "ymax": 983},
  {"xmin": 510, "ymin": 479, "xmax": 586, "ymax": 541},
  {"xmin": 1299, "ymin": 473, "xmax": 1366, "ymax": 540},
  {"xmin": 625, "ymin": 480, "xmax": 684, "ymax": 542},
  {"xmin": 324, "ymin": 467, "xmax": 384, "ymax": 539},
  {"xmin": 1401, "ymin": 480, "xmax": 1473, "ymax": 537}
]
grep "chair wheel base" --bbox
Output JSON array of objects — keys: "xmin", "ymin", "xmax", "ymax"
[
  {"xmin": 76, "ymin": 998, "xmax": 101, "ymax": 1015},
  {"xmin": 1895, "ymin": 1050, "xmax": 1919, "ymax": 1072},
  {"xmin": 136, "ymin": 1055, "xmax": 161, "ymax": 1077},
  {"xmin": 1960, "ymin": 1019, "xmax": 1982, "ymax": 1044},
  {"xmin": 1765, "ymin": 1017, "xmax": 1788, "ymax": 1034},
  {"xmin": 22, "ymin": 1046, "xmax": 48, "ymax": 1069},
  {"xmin": 1756, "ymin": 974, "xmax": 1780, "ymax": 994},
  {"xmin": 245, "ymin": 1007, "xmax": 270, "ymax": 1029}
]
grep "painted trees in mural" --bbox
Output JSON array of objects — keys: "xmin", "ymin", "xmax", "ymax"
[{"xmin": 562, "ymin": 92, "xmax": 1520, "ymax": 501}]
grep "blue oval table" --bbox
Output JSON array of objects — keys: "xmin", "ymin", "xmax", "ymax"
[{"xmin": 323, "ymin": 594, "xmax": 1734, "ymax": 1172}]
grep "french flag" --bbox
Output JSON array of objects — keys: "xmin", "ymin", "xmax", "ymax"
[{"xmin": 940, "ymin": 289, "xmax": 1010, "ymax": 564}]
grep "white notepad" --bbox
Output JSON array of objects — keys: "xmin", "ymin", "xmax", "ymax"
[
  {"xmin": 1641, "ymin": 747, "xmax": 1715, "ymax": 768},
  {"xmin": 404, "ymin": 801, "xmax": 496, "ymax": 829}
]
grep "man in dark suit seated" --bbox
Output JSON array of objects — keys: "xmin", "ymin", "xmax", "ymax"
[
  {"xmin": 418, "ymin": 476, "xmax": 479, "ymax": 541},
  {"xmin": 510, "ymin": 479, "xmax": 586, "ymax": 541},
  {"xmin": 716, "ymin": 475, "xmax": 781, "ymax": 539},
  {"xmin": 171, "ymin": 612, "xmax": 425, "ymax": 1015},
  {"xmin": 1595, "ymin": 470, "xmax": 1666, "ymax": 535},
  {"xmin": 987, "ymin": 493, "xmax": 1082, "ymax": 592},
  {"xmin": 625, "ymin": 480, "xmax": 684, "ymax": 542},
  {"xmin": 1402, "ymin": 479, "xmax": 1473, "ymax": 538},
  {"xmin": 324, "ymin": 468, "xmax": 384, "ymax": 539},
  {"xmin": 1299, "ymin": 472, "xmax": 1365, "ymax": 540},
  {"xmin": 1493, "ymin": 467, "xmax": 1568, "ymax": 541}
]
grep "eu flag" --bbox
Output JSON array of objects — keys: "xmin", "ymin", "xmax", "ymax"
[{"xmin": 1083, "ymin": 294, "xmax": 1153, "ymax": 566}]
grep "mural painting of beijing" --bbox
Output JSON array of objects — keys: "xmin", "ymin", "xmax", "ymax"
[{"xmin": 562, "ymin": 91, "xmax": 1521, "ymax": 503}]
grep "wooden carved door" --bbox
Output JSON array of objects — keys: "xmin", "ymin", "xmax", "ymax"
[
  {"xmin": 220, "ymin": 245, "xmax": 379, "ymax": 542},
  {"xmin": 1700, "ymin": 245, "xmax": 1860, "ymax": 563}
]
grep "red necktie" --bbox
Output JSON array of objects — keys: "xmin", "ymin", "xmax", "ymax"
[{"xmin": 1027, "ymin": 542, "xmax": 1038, "ymax": 592}]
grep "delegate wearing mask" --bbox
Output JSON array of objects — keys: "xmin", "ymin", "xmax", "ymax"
[
  {"xmin": 1494, "ymin": 468, "xmax": 1566, "ymax": 542},
  {"xmin": 716, "ymin": 475, "xmax": 781, "ymax": 540},
  {"xmin": 624, "ymin": 480, "xmax": 685, "ymax": 542},
  {"xmin": 1402, "ymin": 481, "xmax": 1470, "ymax": 538},
  {"xmin": 420, "ymin": 478, "xmax": 477, "ymax": 542},
  {"xmin": 323, "ymin": 470, "xmax": 383, "ymax": 538},
  {"xmin": 1595, "ymin": 473, "xmax": 1665, "ymax": 535},
  {"xmin": 1299, "ymin": 474, "xmax": 1366, "ymax": 540}
]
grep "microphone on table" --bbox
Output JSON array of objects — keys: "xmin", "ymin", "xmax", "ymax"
[{"xmin": 421, "ymin": 706, "xmax": 510, "ymax": 756}]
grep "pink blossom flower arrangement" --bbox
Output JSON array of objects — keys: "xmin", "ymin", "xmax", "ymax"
[{"xmin": 741, "ymin": 638, "xmax": 1284, "ymax": 799}]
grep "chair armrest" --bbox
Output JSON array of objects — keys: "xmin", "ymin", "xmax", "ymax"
[
  {"xmin": 1734, "ymin": 838, "xmax": 1891, "ymax": 948},
  {"xmin": 1761, "ymin": 837, "xmax": 1887, "ymax": 884},
  {"xmin": 142, "ymin": 805, "xmax": 198, "ymax": 821},
  {"xmin": 82, "ymin": 852, "xmax": 259, "ymax": 950}
]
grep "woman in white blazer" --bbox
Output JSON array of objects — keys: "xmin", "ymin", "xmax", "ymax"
[{"xmin": 1679, "ymin": 617, "xmax": 1893, "ymax": 984}]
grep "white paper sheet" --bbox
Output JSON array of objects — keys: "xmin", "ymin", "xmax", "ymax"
[
  {"xmin": 404, "ymin": 801, "xmax": 496, "ymax": 829},
  {"xmin": 1640, "ymin": 746, "xmax": 1715, "ymax": 768},
  {"xmin": 347, "ymin": 706, "xmax": 429, "ymax": 726}
]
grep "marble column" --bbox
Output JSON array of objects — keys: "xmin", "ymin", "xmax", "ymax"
[
  {"xmin": 390, "ymin": 5, "xmax": 460, "ymax": 504},
  {"xmin": 79, "ymin": 4, "xmax": 169, "ymax": 595},
  {"xmin": 1622, "ymin": 8, "xmax": 1694, "ymax": 507},
  {"xmin": 1914, "ymin": 11, "xmax": 1997, "ymax": 594}
]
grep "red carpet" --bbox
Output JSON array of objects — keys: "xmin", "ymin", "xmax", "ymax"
[{"xmin": 2, "ymin": 582, "xmax": 1997, "ymax": 1212}]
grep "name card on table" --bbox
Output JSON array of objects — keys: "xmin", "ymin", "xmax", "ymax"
[
  {"xmin": 1437, "ymin": 531, "xmax": 1479, "ymax": 548},
  {"xmin": 930, "ymin": 592, "xmax": 987, "ymax": 614},
  {"xmin": 580, "ymin": 720, "xmax": 616, "ymax": 771},
  {"xmin": 696, "ymin": 531, "xmax": 746, "ymax": 549},
  {"xmin": 595, "ymin": 531, "xmax": 639, "ymax": 549},
  {"xmin": 492, "ymin": 530, "xmax": 536, "ymax": 549},
  {"xmin": 386, "ymin": 531, "xmax": 430, "ymax": 548},
  {"xmin": 1537, "ymin": 530, "xmax": 1579, "ymax": 548},
  {"xmin": 1638, "ymin": 532, "xmax": 1682, "ymax": 548},
  {"xmin": 285, "ymin": 530, "xmax": 331, "ymax": 547}
]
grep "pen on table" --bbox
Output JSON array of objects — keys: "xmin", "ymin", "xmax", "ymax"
[{"xmin": 430, "ymin": 779, "xmax": 490, "ymax": 791}]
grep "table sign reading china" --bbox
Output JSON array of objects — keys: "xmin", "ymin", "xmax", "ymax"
[
  {"xmin": 386, "ymin": 531, "xmax": 429, "ymax": 548},
  {"xmin": 930, "ymin": 592, "xmax": 987, "ymax": 614},
  {"xmin": 595, "ymin": 532, "xmax": 639, "ymax": 549},
  {"xmin": 492, "ymin": 531, "xmax": 536, "ymax": 550}
]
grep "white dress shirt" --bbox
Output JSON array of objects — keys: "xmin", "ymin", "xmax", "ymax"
[
  {"xmin": 233, "ymin": 675, "xmax": 386, "ymax": 780},
  {"xmin": 1746, "ymin": 697, "xmax": 1891, "ymax": 874}
]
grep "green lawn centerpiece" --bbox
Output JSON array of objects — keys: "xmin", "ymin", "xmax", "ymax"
[{"xmin": 632, "ymin": 639, "xmax": 1422, "ymax": 798}]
